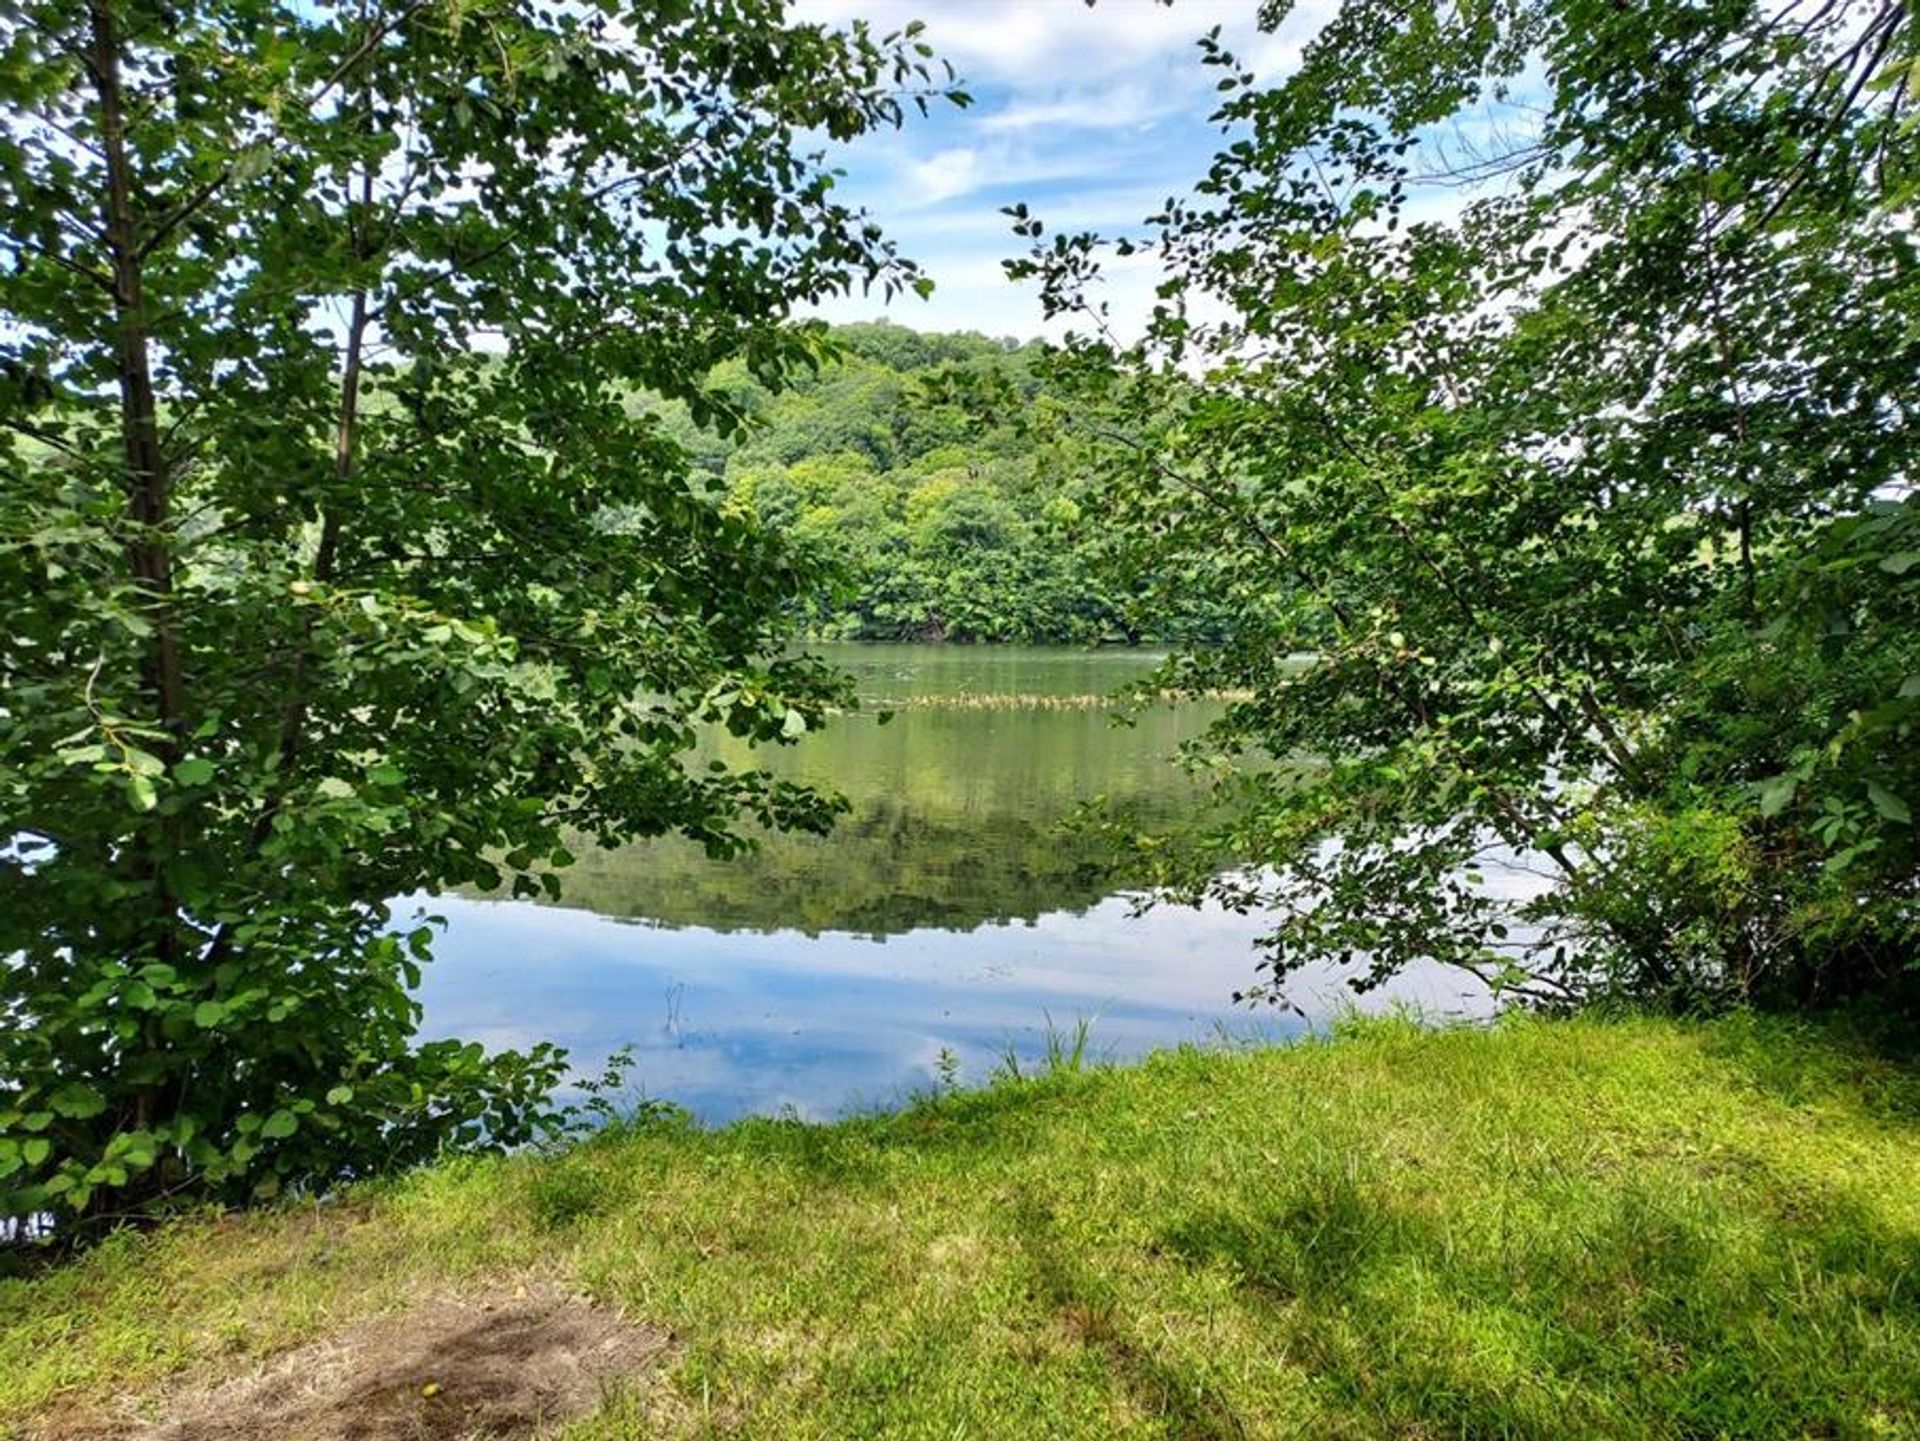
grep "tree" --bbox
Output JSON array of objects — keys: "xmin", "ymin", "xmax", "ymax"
[
  {"xmin": 1016, "ymin": 0, "xmax": 1918, "ymax": 1008},
  {"xmin": 705, "ymin": 324, "xmax": 1175, "ymax": 645},
  {"xmin": 0, "ymin": 0, "xmax": 962, "ymax": 1230}
]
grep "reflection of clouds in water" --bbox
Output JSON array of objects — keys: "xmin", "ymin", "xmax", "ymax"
[
  {"xmin": 414, "ymin": 890, "xmax": 1490, "ymax": 1124},
  {"xmin": 411, "ymin": 648, "xmax": 1521, "ymax": 1123}
]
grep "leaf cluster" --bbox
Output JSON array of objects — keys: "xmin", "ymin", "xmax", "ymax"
[
  {"xmin": 1018, "ymin": 0, "xmax": 1919, "ymax": 1009},
  {"xmin": 1, "ymin": 0, "xmax": 961, "ymax": 1234}
]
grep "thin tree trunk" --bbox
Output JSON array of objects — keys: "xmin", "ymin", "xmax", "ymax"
[
  {"xmin": 321, "ymin": 286, "xmax": 370, "ymax": 579},
  {"xmin": 90, "ymin": 1, "xmax": 186, "ymax": 1152},
  {"xmin": 205, "ymin": 65, "xmax": 376, "ymax": 980},
  {"xmin": 90, "ymin": 0, "xmax": 184, "ymax": 741}
]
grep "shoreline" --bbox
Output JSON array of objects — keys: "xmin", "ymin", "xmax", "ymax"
[{"xmin": 7, "ymin": 1011, "xmax": 1918, "ymax": 1437}]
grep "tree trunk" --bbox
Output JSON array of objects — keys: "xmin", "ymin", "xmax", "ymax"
[
  {"xmin": 90, "ymin": 2, "xmax": 188, "ymax": 1155},
  {"xmin": 90, "ymin": 1, "xmax": 184, "ymax": 745}
]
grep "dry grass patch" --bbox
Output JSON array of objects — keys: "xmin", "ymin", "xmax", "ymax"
[{"xmin": 30, "ymin": 1285, "xmax": 671, "ymax": 1441}]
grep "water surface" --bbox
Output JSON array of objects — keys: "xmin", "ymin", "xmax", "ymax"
[{"xmin": 416, "ymin": 645, "xmax": 1484, "ymax": 1120}]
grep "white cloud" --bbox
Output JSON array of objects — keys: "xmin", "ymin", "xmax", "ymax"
[
  {"xmin": 782, "ymin": 0, "xmax": 1354, "ymax": 341},
  {"xmin": 974, "ymin": 82, "xmax": 1171, "ymax": 133},
  {"xmin": 850, "ymin": 119, "xmax": 1141, "ymax": 210},
  {"xmin": 791, "ymin": 0, "xmax": 1188, "ymax": 82},
  {"xmin": 792, "ymin": 0, "xmax": 1331, "ymax": 88},
  {"xmin": 905, "ymin": 145, "xmax": 983, "ymax": 204},
  {"xmin": 904, "ymin": 0, "xmax": 1204, "ymax": 85}
]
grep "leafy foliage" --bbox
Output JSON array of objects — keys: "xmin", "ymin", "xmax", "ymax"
[
  {"xmin": 0, "ymin": 0, "xmax": 960, "ymax": 1231},
  {"xmin": 1015, "ymin": 0, "xmax": 1919, "ymax": 1008},
  {"xmin": 670, "ymin": 322, "xmax": 1219, "ymax": 644}
]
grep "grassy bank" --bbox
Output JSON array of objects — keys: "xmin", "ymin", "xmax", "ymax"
[{"xmin": 6, "ymin": 1013, "xmax": 1920, "ymax": 1438}]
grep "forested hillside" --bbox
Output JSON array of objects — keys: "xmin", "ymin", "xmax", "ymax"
[{"xmin": 659, "ymin": 323, "xmax": 1205, "ymax": 645}]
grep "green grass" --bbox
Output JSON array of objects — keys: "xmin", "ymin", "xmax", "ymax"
[{"xmin": 7, "ymin": 1012, "xmax": 1920, "ymax": 1437}]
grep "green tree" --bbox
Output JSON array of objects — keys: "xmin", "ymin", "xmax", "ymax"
[
  {"xmin": 0, "ymin": 0, "xmax": 960, "ymax": 1229},
  {"xmin": 1017, "ymin": 0, "xmax": 1918, "ymax": 1007},
  {"xmin": 709, "ymin": 324, "xmax": 1163, "ymax": 645}
]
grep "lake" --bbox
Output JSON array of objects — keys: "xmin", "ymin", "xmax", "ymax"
[{"xmin": 412, "ymin": 644, "xmax": 1486, "ymax": 1121}]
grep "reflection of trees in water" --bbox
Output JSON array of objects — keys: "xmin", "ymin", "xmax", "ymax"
[
  {"xmin": 540, "ymin": 791, "xmax": 1193, "ymax": 938},
  {"xmin": 496, "ymin": 653, "xmax": 1224, "ymax": 937}
]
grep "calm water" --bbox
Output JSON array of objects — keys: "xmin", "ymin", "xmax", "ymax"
[{"xmin": 412, "ymin": 644, "xmax": 1486, "ymax": 1120}]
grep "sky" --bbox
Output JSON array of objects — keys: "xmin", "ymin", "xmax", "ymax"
[{"xmin": 789, "ymin": 0, "xmax": 1336, "ymax": 342}]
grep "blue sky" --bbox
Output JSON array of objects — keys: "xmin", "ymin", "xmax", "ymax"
[{"xmin": 791, "ymin": 0, "xmax": 1335, "ymax": 341}]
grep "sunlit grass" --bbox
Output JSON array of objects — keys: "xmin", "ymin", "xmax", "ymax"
[{"xmin": 6, "ymin": 1012, "xmax": 1919, "ymax": 1437}]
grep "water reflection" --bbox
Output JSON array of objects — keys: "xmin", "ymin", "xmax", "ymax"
[
  {"xmin": 553, "ymin": 786, "xmax": 1146, "ymax": 937},
  {"xmin": 418, "ymin": 645, "xmax": 1490, "ymax": 1121},
  {"xmin": 547, "ymin": 653, "xmax": 1215, "ymax": 936}
]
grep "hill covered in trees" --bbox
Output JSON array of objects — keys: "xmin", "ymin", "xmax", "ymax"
[{"xmin": 656, "ymin": 323, "xmax": 1209, "ymax": 645}]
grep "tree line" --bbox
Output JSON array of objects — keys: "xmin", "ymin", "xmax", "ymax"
[{"xmin": 653, "ymin": 321, "xmax": 1219, "ymax": 645}]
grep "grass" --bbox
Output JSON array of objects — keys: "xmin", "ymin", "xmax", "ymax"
[
  {"xmin": 6, "ymin": 1011, "xmax": 1920, "ymax": 1437},
  {"xmin": 994, "ymin": 1008, "xmax": 1103, "ymax": 1082}
]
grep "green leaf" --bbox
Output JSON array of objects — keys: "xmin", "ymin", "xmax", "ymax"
[
  {"xmin": 325, "ymin": 1085, "xmax": 354, "ymax": 1106},
  {"xmin": 126, "ymin": 772, "xmax": 158, "ymax": 812},
  {"xmin": 49, "ymin": 1084, "xmax": 106, "ymax": 1119},
  {"xmin": 1756, "ymin": 774, "xmax": 1797, "ymax": 818},
  {"xmin": 231, "ymin": 142, "xmax": 273, "ymax": 181},
  {"xmin": 174, "ymin": 756, "xmax": 216, "ymax": 786},
  {"xmin": 1866, "ymin": 781, "xmax": 1911, "ymax": 825},
  {"xmin": 23, "ymin": 1138, "xmax": 52, "ymax": 1167},
  {"xmin": 260, "ymin": 1110, "xmax": 298, "ymax": 1141},
  {"xmin": 0, "ymin": 0, "xmax": 1007, "ymax": 1230},
  {"xmin": 123, "ymin": 746, "xmax": 167, "ymax": 777}
]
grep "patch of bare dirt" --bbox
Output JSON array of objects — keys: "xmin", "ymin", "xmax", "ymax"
[{"xmin": 46, "ymin": 1285, "xmax": 672, "ymax": 1441}]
